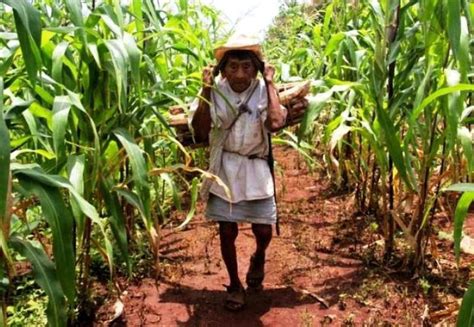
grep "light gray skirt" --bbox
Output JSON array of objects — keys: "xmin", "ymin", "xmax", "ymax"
[{"xmin": 206, "ymin": 193, "xmax": 277, "ymax": 225}]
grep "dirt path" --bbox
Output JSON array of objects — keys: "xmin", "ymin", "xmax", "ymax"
[{"xmin": 95, "ymin": 146, "xmax": 461, "ymax": 326}]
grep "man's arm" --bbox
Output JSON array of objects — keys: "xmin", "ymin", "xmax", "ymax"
[
  {"xmin": 263, "ymin": 63, "xmax": 287, "ymax": 132},
  {"xmin": 191, "ymin": 66, "xmax": 213, "ymax": 143}
]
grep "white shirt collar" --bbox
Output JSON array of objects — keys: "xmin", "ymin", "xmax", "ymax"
[{"xmin": 222, "ymin": 78, "xmax": 258, "ymax": 104}]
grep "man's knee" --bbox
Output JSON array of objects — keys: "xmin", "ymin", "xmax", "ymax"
[{"xmin": 219, "ymin": 222, "xmax": 238, "ymax": 241}]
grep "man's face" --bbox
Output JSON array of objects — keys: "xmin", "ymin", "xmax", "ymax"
[{"xmin": 222, "ymin": 57, "xmax": 257, "ymax": 93}]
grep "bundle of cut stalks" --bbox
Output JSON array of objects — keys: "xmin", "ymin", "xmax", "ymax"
[{"xmin": 168, "ymin": 80, "xmax": 311, "ymax": 147}]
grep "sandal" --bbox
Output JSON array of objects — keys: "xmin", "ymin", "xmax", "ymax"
[
  {"xmin": 224, "ymin": 285, "xmax": 246, "ymax": 311},
  {"xmin": 246, "ymin": 254, "xmax": 265, "ymax": 291}
]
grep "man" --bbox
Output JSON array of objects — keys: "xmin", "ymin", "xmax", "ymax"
[{"xmin": 189, "ymin": 34, "xmax": 304, "ymax": 311}]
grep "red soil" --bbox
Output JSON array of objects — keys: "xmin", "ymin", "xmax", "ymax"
[{"xmin": 94, "ymin": 146, "xmax": 472, "ymax": 326}]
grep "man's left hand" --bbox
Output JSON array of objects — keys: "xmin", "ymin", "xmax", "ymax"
[
  {"xmin": 289, "ymin": 97, "xmax": 309, "ymax": 117},
  {"xmin": 263, "ymin": 63, "xmax": 275, "ymax": 84}
]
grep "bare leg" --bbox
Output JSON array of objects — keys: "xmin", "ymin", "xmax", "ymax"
[
  {"xmin": 251, "ymin": 223, "xmax": 272, "ymax": 260},
  {"xmin": 246, "ymin": 223, "xmax": 272, "ymax": 288},
  {"xmin": 218, "ymin": 221, "xmax": 241, "ymax": 289}
]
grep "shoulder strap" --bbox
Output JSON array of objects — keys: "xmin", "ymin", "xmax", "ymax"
[{"xmin": 225, "ymin": 80, "xmax": 260, "ymax": 132}]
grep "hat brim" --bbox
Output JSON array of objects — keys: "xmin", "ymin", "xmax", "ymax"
[{"xmin": 214, "ymin": 44, "xmax": 263, "ymax": 63}]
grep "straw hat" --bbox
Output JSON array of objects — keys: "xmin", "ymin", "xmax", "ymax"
[{"xmin": 214, "ymin": 33, "xmax": 264, "ymax": 63}]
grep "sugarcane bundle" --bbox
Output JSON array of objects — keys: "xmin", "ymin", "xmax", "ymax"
[{"xmin": 168, "ymin": 80, "xmax": 310, "ymax": 147}]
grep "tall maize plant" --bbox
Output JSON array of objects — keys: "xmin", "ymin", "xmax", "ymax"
[
  {"xmin": 0, "ymin": 0, "xmax": 221, "ymax": 324},
  {"xmin": 266, "ymin": 0, "xmax": 473, "ymax": 268}
]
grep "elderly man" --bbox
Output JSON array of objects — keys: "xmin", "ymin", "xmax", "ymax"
[{"xmin": 189, "ymin": 34, "xmax": 303, "ymax": 311}]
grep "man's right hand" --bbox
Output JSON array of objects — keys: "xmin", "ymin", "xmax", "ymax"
[
  {"xmin": 191, "ymin": 66, "xmax": 214, "ymax": 143},
  {"xmin": 203, "ymin": 66, "xmax": 214, "ymax": 88}
]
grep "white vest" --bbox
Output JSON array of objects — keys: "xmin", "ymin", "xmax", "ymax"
[{"xmin": 189, "ymin": 78, "xmax": 274, "ymax": 203}]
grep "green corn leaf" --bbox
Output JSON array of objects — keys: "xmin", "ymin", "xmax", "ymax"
[
  {"xmin": 445, "ymin": 183, "xmax": 474, "ymax": 192},
  {"xmin": 67, "ymin": 155, "xmax": 85, "ymax": 240},
  {"xmin": 322, "ymin": 2, "xmax": 334, "ymax": 38},
  {"xmin": 413, "ymin": 65, "xmax": 433, "ymax": 109},
  {"xmin": 11, "ymin": 149, "xmax": 56, "ymax": 160},
  {"xmin": 112, "ymin": 0, "xmax": 125, "ymax": 29},
  {"xmin": 457, "ymin": 280, "xmax": 474, "ymax": 327},
  {"xmin": 130, "ymin": 0, "xmax": 144, "ymax": 43},
  {"xmin": 34, "ymin": 85, "xmax": 54, "ymax": 105},
  {"xmin": 10, "ymin": 238, "xmax": 67, "ymax": 327},
  {"xmin": 161, "ymin": 173, "xmax": 182, "ymax": 211},
  {"xmin": 52, "ymin": 96, "xmax": 72, "ymax": 164},
  {"xmin": 65, "ymin": 0, "xmax": 84, "ymax": 27},
  {"xmin": 298, "ymin": 89, "xmax": 333, "ymax": 139},
  {"xmin": 113, "ymin": 128, "xmax": 148, "ymax": 189},
  {"xmin": 0, "ymin": 78, "xmax": 9, "ymax": 222},
  {"xmin": 100, "ymin": 14, "xmax": 123, "ymax": 37},
  {"xmin": 375, "ymin": 103, "xmax": 415, "ymax": 191},
  {"xmin": 1, "ymin": 0, "xmax": 42, "ymax": 82},
  {"xmin": 101, "ymin": 178, "xmax": 131, "ymax": 275},
  {"xmin": 330, "ymin": 124, "xmax": 351, "ymax": 162},
  {"xmin": 67, "ymin": 155, "xmax": 85, "ymax": 196},
  {"xmin": 457, "ymin": 16, "xmax": 469, "ymax": 82},
  {"xmin": 445, "ymin": 86, "xmax": 463, "ymax": 153},
  {"xmin": 453, "ymin": 192, "xmax": 474, "ymax": 262},
  {"xmin": 18, "ymin": 178, "xmax": 75, "ymax": 306},
  {"xmin": 29, "ymin": 102, "xmax": 53, "ymax": 129},
  {"xmin": 447, "ymin": 0, "xmax": 461, "ymax": 61},
  {"xmin": 105, "ymin": 40, "xmax": 129, "ymax": 112},
  {"xmin": 149, "ymin": 106, "xmax": 176, "ymax": 136},
  {"xmin": 172, "ymin": 42, "xmax": 199, "ymax": 60},
  {"xmin": 411, "ymin": 84, "xmax": 474, "ymax": 122},
  {"xmin": 466, "ymin": 1, "xmax": 474, "ymax": 27},
  {"xmin": 10, "ymin": 136, "xmax": 31, "ymax": 149},
  {"xmin": 12, "ymin": 164, "xmax": 115, "ymax": 274},
  {"xmin": 52, "ymin": 41, "xmax": 69, "ymax": 84},
  {"xmin": 176, "ymin": 177, "xmax": 199, "ymax": 230},
  {"xmin": 324, "ymin": 32, "xmax": 345, "ymax": 57},
  {"xmin": 357, "ymin": 123, "xmax": 388, "ymax": 171},
  {"xmin": 123, "ymin": 32, "xmax": 141, "ymax": 85},
  {"xmin": 87, "ymin": 43, "xmax": 102, "ymax": 69},
  {"xmin": 458, "ymin": 127, "xmax": 473, "ymax": 173},
  {"xmin": 0, "ymin": 48, "xmax": 15, "ymax": 77},
  {"xmin": 11, "ymin": 164, "xmax": 103, "ymax": 227},
  {"xmin": 162, "ymin": 25, "xmax": 200, "ymax": 47},
  {"xmin": 21, "ymin": 110, "xmax": 39, "ymax": 148},
  {"xmin": 64, "ymin": 90, "xmax": 101, "ymax": 188},
  {"xmin": 368, "ymin": 0, "xmax": 385, "ymax": 34},
  {"xmin": 114, "ymin": 187, "xmax": 151, "ymax": 230},
  {"xmin": 142, "ymin": 0, "xmax": 164, "ymax": 29}
]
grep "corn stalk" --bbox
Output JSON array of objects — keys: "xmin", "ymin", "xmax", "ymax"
[
  {"xmin": 0, "ymin": 0, "xmax": 222, "ymax": 323},
  {"xmin": 266, "ymin": 0, "xmax": 473, "ymax": 270}
]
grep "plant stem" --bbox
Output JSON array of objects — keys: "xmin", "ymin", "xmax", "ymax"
[{"xmin": 384, "ymin": 2, "xmax": 401, "ymax": 259}]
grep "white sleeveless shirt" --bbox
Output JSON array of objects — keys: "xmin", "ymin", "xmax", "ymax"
[{"xmin": 189, "ymin": 78, "xmax": 275, "ymax": 203}]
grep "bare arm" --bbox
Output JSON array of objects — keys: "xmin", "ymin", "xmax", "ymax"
[
  {"xmin": 263, "ymin": 63, "xmax": 287, "ymax": 132},
  {"xmin": 191, "ymin": 66, "xmax": 214, "ymax": 143}
]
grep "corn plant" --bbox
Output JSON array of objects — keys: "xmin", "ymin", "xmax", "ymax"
[
  {"xmin": 0, "ymin": 0, "xmax": 222, "ymax": 324},
  {"xmin": 266, "ymin": 0, "xmax": 473, "ymax": 269}
]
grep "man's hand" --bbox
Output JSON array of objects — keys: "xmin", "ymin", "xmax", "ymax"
[
  {"xmin": 192, "ymin": 67, "xmax": 214, "ymax": 143},
  {"xmin": 202, "ymin": 65, "xmax": 214, "ymax": 88},
  {"xmin": 289, "ymin": 97, "xmax": 309, "ymax": 118},
  {"xmin": 263, "ymin": 62, "xmax": 287, "ymax": 131},
  {"xmin": 263, "ymin": 63, "xmax": 275, "ymax": 84}
]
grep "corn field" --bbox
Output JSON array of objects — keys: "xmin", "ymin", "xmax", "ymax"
[
  {"xmin": 267, "ymin": 0, "xmax": 474, "ymax": 266},
  {"xmin": 0, "ymin": 0, "xmax": 473, "ymax": 325}
]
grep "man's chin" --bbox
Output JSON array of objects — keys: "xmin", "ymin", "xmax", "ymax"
[{"xmin": 229, "ymin": 83, "xmax": 251, "ymax": 93}]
